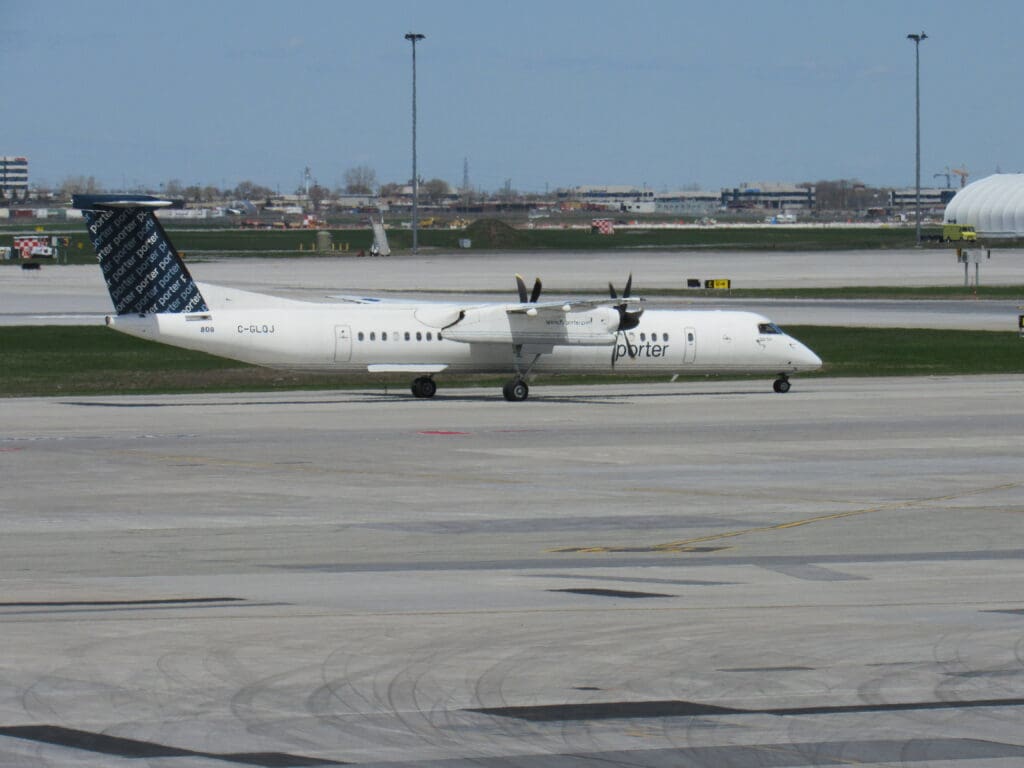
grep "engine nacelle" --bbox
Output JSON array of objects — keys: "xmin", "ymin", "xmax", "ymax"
[{"xmin": 443, "ymin": 305, "xmax": 620, "ymax": 346}]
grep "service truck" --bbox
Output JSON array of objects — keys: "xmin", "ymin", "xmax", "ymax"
[{"xmin": 943, "ymin": 223, "xmax": 977, "ymax": 242}]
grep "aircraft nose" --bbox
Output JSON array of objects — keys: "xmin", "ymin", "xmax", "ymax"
[{"xmin": 790, "ymin": 339, "xmax": 823, "ymax": 370}]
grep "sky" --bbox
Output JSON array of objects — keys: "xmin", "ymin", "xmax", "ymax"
[{"xmin": 3, "ymin": 0, "xmax": 1022, "ymax": 195}]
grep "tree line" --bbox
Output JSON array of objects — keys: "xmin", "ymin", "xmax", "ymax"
[{"xmin": 49, "ymin": 165, "xmax": 456, "ymax": 206}]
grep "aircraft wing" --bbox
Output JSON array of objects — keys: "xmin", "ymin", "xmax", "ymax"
[
  {"xmin": 505, "ymin": 299, "xmax": 608, "ymax": 314},
  {"xmin": 328, "ymin": 294, "xmax": 415, "ymax": 305},
  {"xmin": 443, "ymin": 302, "xmax": 621, "ymax": 346},
  {"xmin": 328, "ymin": 294, "xmax": 610, "ymax": 312}
]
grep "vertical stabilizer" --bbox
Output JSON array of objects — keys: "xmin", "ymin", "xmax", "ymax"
[{"xmin": 73, "ymin": 194, "xmax": 208, "ymax": 315}]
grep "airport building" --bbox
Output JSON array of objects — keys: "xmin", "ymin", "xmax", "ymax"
[
  {"xmin": 721, "ymin": 182, "xmax": 815, "ymax": 211},
  {"xmin": 943, "ymin": 173, "xmax": 1024, "ymax": 238},
  {"xmin": 558, "ymin": 185, "xmax": 656, "ymax": 211},
  {"xmin": 650, "ymin": 190, "xmax": 722, "ymax": 215},
  {"xmin": 1, "ymin": 156, "xmax": 28, "ymax": 199},
  {"xmin": 558, "ymin": 185, "xmax": 721, "ymax": 215},
  {"xmin": 888, "ymin": 187, "xmax": 956, "ymax": 214}
]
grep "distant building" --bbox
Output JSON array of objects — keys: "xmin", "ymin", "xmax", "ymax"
[
  {"xmin": 1, "ymin": 156, "xmax": 28, "ymax": 199},
  {"xmin": 653, "ymin": 190, "xmax": 722, "ymax": 215},
  {"xmin": 558, "ymin": 185, "xmax": 719, "ymax": 215},
  {"xmin": 888, "ymin": 187, "xmax": 955, "ymax": 213},
  {"xmin": 559, "ymin": 185, "xmax": 655, "ymax": 211},
  {"xmin": 329, "ymin": 194, "xmax": 381, "ymax": 211},
  {"xmin": 722, "ymin": 182, "xmax": 815, "ymax": 211}
]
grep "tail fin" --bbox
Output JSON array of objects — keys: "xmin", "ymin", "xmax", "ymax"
[{"xmin": 73, "ymin": 194, "xmax": 208, "ymax": 315}]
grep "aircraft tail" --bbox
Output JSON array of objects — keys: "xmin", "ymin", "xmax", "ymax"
[{"xmin": 73, "ymin": 194, "xmax": 208, "ymax": 315}]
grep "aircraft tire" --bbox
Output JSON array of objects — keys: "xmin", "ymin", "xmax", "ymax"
[
  {"xmin": 412, "ymin": 377, "xmax": 437, "ymax": 398},
  {"xmin": 503, "ymin": 379, "xmax": 529, "ymax": 402},
  {"xmin": 773, "ymin": 377, "xmax": 791, "ymax": 394}
]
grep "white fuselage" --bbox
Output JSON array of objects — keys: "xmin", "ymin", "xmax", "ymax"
[{"xmin": 105, "ymin": 283, "xmax": 822, "ymax": 378}]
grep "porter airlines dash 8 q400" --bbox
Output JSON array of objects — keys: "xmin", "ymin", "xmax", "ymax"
[{"xmin": 74, "ymin": 194, "xmax": 822, "ymax": 401}]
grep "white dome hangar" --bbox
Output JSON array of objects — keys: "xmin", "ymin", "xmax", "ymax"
[{"xmin": 944, "ymin": 173, "xmax": 1024, "ymax": 238}]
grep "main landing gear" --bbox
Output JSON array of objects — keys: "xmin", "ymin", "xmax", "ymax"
[
  {"xmin": 773, "ymin": 375, "xmax": 791, "ymax": 393},
  {"xmin": 502, "ymin": 378, "xmax": 529, "ymax": 402},
  {"xmin": 411, "ymin": 376, "xmax": 437, "ymax": 398},
  {"xmin": 503, "ymin": 347, "xmax": 542, "ymax": 402}
]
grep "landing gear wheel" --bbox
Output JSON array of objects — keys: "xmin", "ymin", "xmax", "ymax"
[
  {"xmin": 773, "ymin": 376, "xmax": 791, "ymax": 394},
  {"xmin": 502, "ymin": 379, "xmax": 529, "ymax": 402},
  {"xmin": 411, "ymin": 376, "xmax": 437, "ymax": 398}
]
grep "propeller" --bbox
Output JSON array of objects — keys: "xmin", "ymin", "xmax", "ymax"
[
  {"xmin": 609, "ymin": 273, "xmax": 644, "ymax": 367},
  {"xmin": 515, "ymin": 274, "xmax": 543, "ymax": 304}
]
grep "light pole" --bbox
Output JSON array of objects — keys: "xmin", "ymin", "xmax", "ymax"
[
  {"xmin": 907, "ymin": 31, "xmax": 927, "ymax": 246},
  {"xmin": 405, "ymin": 32, "xmax": 425, "ymax": 254}
]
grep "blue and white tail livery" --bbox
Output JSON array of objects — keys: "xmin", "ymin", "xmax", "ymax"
[
  {"xmin": 75, "ymin": 194, "xmax": 821, "ymax": 400},
  {"xmin": 74, "ymin": 194, "xmax": 208, "ymax": 315}
]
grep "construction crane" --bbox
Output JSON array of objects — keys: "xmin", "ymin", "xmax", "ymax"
[
  {"xmin": 952, "ymin": 166, "xmax": 969, "ymax": 188},
  {"xmin": 934, "ymin": 167, "xmax": 952, "ymax": 188}
]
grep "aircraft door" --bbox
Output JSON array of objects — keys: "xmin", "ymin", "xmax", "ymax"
[
  {"xmin": 334, "ymin": 325, "xmax": 352, "ymax": 362},
  {"xmin": 683, "ymin": 327, "xmax": 696, "ymax": 363}
]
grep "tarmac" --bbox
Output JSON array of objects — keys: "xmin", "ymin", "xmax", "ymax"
[
  {"xmin": 2, "ymin": 249, "xmax": 1024, "ymax": 766},
  {"xmin": 2, "ymin": 375, "xmax": 1024, "ymax": 766}
]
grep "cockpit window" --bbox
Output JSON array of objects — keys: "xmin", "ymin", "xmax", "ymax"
[{"xmin": 758, "ymin": 323, "xmax": 784, "ymax": 335}]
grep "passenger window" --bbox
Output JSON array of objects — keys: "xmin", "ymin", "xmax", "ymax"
[
  {"xmin": 381, "ymin": 332, "xmax": 388, "ymax": 341},
  {"xmin": 416, "ymin": 331, "xmax": 423, "ymax": 341},
  {"xmin": 357, "ymin": 331, "xmax": 364, "ymax": 341},
  {"xmin": 687, "ymin": 332, "xmax": 694, "ymax": 342},
  {"xmin": 370, "ymin": 332, "xmax": 376, "ymax": 341},
  {"xmin": 404, "ymin": 332, "xmax": 411, "ymax": 341},
  {"xmin": 426, "ymin": 332, "xmax": 432, "ymax": 341},
  {"xmin": 640, "ymin": 333, "xmax": 646, "ymax": 341},
  {"xmin": 663, "ymin": 333, "xmax": 669, "ymax": 342}
]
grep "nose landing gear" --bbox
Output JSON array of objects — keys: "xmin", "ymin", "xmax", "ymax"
[{"xmin": 773, "ymin": 375, "xmax": 791, "ymax": 394}]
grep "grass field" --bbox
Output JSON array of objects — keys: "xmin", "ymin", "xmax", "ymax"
[
  {"xmin": 1, "ymin": 325, "xmax": 1020, "ymax": 398},
  {"xmin": 1, "ymin": 222, "xmax": 1007, "ymax": 266}
]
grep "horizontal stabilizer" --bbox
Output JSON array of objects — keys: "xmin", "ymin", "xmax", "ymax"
[{"xmin": 73, "ymin": 194, "xmax": 176, "ymax": 211}]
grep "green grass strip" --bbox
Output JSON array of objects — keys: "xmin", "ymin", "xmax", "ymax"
[{"xmin": 790, "ymin": 326, "xmax": 1024, "ymax": 377}]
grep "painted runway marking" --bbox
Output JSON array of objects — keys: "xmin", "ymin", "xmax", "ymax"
[{"xmin": 551, "ymin": 482, "xmax": 1020, "ymax": 554}]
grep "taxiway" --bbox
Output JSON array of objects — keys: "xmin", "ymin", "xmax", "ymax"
[{"xmin": 2, "ymin": 248, "xmax": 1022, "ymax": 330}]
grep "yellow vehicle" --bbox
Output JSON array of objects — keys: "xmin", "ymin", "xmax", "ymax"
[{"xmin": 943, "ymin": 223, "xmax": 977, "ymax": 242}]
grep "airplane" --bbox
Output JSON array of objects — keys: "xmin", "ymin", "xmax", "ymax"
[{"xmin": 73, "ymin": 194, "xmax": 822, "ymax": 401}]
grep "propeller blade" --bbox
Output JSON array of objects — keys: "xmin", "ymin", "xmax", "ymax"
[
  {"xmin": 530, "ymin": 277, "xmax": 543, "ymax": 303},
  {"xmin": 515, "ymin": 274, "xmax": 529, "ymax": 304},
  {"xmin": 608, "ymin": 281, "xmax": 617, "ymax": 300},
  {"xmin": 623, "ymin": 273, "xmax": 633, "ymax": 299}
]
